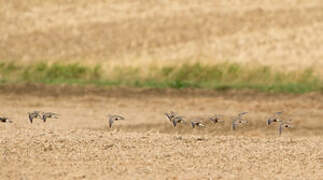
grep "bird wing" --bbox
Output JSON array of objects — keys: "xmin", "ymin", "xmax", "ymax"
[
  {"xmin": 239, "ymin": 112, "xmax": 248, "ymax": 117},
  {"xmin": 42, "ymin": 114, "xmax": 47, "ymax": 122},
  {"xmin": 164, "ymin": 113, "xmax": 172, "ymax": 121},
  {"xmin": 275, "ymin": 112, "xmax": 283, "ymax": 116},
  {"xmin": 48, "ymin": 112, "xmax": 59, "ymax": 118},
  {"xmin": 109, "ymin": 118, "xmax": 114, "ymax": 128},
  {"xmin": 172, "ymin": 119, "xmax": 177, "ymax": 127},
  {"xmin": 232, "ymin": 121, "xmax": 236, "ymax": 130},
  {"xmin": 28, "ymin": 114, "xmax": 33, "ymax": 123},
  {"xmin": 191, "ymin": 121, "xmax": 196, "ymax": 128},
  {"xmin": 279, "ymin": 124, "xmax": 283, "ymax": 136}
]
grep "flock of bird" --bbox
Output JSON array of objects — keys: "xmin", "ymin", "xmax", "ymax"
[
  {"xmin": 28, "ymin": 111, "xmax": 59, "ymax": 123},
  {"xmin": 0, "ymin": 111, "xmax": 293, "ymax": 136},
  {"xmin": 0, "ymin": 111, "xmax": 59, "ymax": 124},
  {"xmin": 164, "ymin": 111, "xmax": 293, "ymax": 136}
]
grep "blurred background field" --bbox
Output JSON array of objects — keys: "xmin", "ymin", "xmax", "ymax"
[
  {"xmin": 0, "ymin": 0, "xmax": 323, "ymax": 179},
  {"xmin": 1, "ymin": 0, "xmax": 323, "ymax": 75}
]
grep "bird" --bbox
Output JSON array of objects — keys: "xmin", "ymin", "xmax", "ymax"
[
  {"xmin": 0, "ymin": 117, "xmax": 12, "ymax": 123},
  {"xmin": 279, "ymin": 120, "xmax": 293, "ymax": 136},
  {"xmin": 209, "ymin": 114, "xmax": 224, "ymax": 124},
  {"xmin": 238, "ymin": 112, "xmax": 248, "ymax": 117},
  {"xmin": 267, "ymin": 112, "xmax": 283, "ymax": 126},
  {"xmin": 28, "ymin": 111, "xmax": 42, "ymax": 123},
  {"xmin": 232, "ymin": 112, "xmax": 248, "ymax": 130},
  {"xmin": 171, "ymin": 116, "xmax": 185, "ymax": 127},
  {"xmin": 191, "ymin": 121, "xmax": 205, "ymax": 128},
  {"xmin": 108, "ymin": 114, "xmax": 125, "ymax": 128},
  {"xmin": 42, "ymin": 112, "xmax": 59, "ymax": 122},
  {"xmin": 164, "ymin": 111, "xmax": 177, "ymax": 122},
  {"xmin": 164, "ymin": 111, "xmax": 185, "ymax": 127}
]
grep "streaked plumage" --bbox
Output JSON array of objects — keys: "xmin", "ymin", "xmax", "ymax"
[
  {"xmin": 164, "ymin": 111, "xmax": 177, "ymax": 122},
  {"xmin": 108, "ymin": 114, "xmax": 125, "ymax": 128},
  {"xmin": 267, "ymin": 112, "xmax": 283, "ymax": 126},
  {"xmin": 232, "ymin": 120, "xmax": 237, "ymax": 130},
  {"xmin": 238, "ymin": 112, "xmax": 248, "ymax": 117},
  {"xmin": 172, "ymin": 116, "xmax": 185, "ymax": 127},
  {"xmin": 191, "ymin": 121, "xmax": 205, "ymax": 128},
  {"xmin": 279, "ymin": 120, "xmax": 293, "ymax": 136},
  {"xmin": 28, "ymin": 111, "xmax": 42, "ymax": 123},
  {"xmin": 232, "ymin": 112, "xmax": 248, "ymax": 130},
  {"xmin": 164, "ymin": 111, "xmax": 185, "ymax": 127},
  {"xmin": 209, "ymin": 114, "xmax": 223, "ymax": 124},
  {"xmin": 42, "ymin": 112, "xmax": 59, "ymax": 122}
]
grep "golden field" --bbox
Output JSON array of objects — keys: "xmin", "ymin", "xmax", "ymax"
[
  {"xmin": 0, "ymin": 86, "xmax": 322, "ymax": 179},
  {"xmin": 0, "ymin": 0, "xmax": 323, "ymax": 73},
  {"xmin": 0, "ymin": 0, "xmax": 323, "ymax": 179}
]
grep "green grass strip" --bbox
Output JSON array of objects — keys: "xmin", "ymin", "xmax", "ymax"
[{"xmin": 0, "ymin": 62, "xmax": 322, "ymax": 93}]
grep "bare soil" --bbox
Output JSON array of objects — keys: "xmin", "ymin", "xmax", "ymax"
[
  {"xmin": 1, "ymin": 0, "xmax": 323, "ymax": 178},
  {"xmin": 0, "ymin": 85, "xmax": 322, "ymax": 179}
]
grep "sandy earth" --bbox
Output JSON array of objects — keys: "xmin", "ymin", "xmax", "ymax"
[
  {"xmin": 1, "ymin": 0, "xmax": 323, "ymax": 179},
  {"xmin": 0, "ymin": 85, "xmax": 322, "ymax": 179}
]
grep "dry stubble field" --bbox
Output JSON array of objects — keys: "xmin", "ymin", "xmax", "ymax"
[
  {"xmin": 1, "ymin": 0, "xmax": 323, "ymax": 73},
  {"xmin": 0, "ymin": 86, "xmax": 322, "ymax": 179},
  {"xmin": 1, "ymin": 0, "xmax": 323, "ymax": 179}
]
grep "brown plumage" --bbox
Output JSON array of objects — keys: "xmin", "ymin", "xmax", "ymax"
[
  {"xmin": 164, "ymin": 111, "xmax": 185, "ymax": 127},
  {"xmin": 267, "ymin": 112, "xmax": 283, "ymax": 126},
  {"xmin": 42, "ymin": 112, "xmax": 59, "ymax": 122},
  {"xmin": 164, "ymin": 111, "xmax": 177, "ymax": 122},
  {"xmin": 28, "ymin": 111, "xmax": 42, "ymax": 123},
  {"xmin": 171, "ymin": 116, "xmax": 185, "ymax": 127},
  {"xmin": 209, "ymin": 114, "xmax": 224, "ymax": 124},
  {"xmin": 108, "ymin": 114, "xmax": 125, "ymax": 128},
  {"xmin": 279, "ymin": 120, "xmax": 293, "ymax": 136},
  {"xmin": 191, "ymin": 121, "xmax": 205, "ymax": 128},
  {"xmin": 232, "ymin": 112, "xmax": 248, "ymax": 130}
]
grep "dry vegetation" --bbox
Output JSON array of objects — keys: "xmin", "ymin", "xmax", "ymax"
[
  {"xmin": 0, "ymin": 86, "xmax": 323, "ymax": 179},
  {"xmin": 1, "ymin": 0, "xmax": 323, "ymax": 179},
  {"xmin": 1, "ymin": 0, "xmax": 323, "ymax": 74}
]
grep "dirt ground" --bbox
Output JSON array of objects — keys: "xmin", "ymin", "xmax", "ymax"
[
  {"xmin": 1, "ymin": 0, "xmax": 323, "ymax": 179},
  {"xmin": 0, "ymin": 85, "xmax": 322, "ymax": 179}
]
